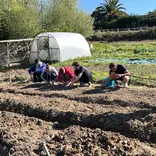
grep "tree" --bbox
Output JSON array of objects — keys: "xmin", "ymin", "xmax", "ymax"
[
  {"xmin": 43, "ymin": 0, "xmax": 93, "ymax": 37},
  {"xmin": 91, "ymin": 0, "xmax": 126, "ymax": 29},
  {"xmin": 147, "ymin": 10, "xmax": 156, "ymax": 17},
  {"xmin": 91, "ymin": 6, "xmax": 107, "ymax": 29},
  {"xmin": 100, "ymin": 0, "xmax": 126, "ymax": 21},
  {"xmin": 0, "ymin": 0, "xmax": 41, "ymax": 39}
]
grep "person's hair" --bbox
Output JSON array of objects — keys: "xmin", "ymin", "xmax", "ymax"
[
  {"xmin": 46, "ymin": 63, "xmax": 50, "ymax": 67},
  {"xmin": 59, "ymin": 67, "xmax": 65, "ymax": 74},
  {"xmin": 35, "ymin": 59, "xmax": 39, "ymax": 64},
  {"xmin": 109, "ymin": 63, "xmax": 116, "ymax": 69},
  {"xmin": 46, "ymin": 63, "xmax": 51, "ymax": 71},
  {"xmin": 72, "ymin": 62, "xmax": 79, "ymax": 67}
]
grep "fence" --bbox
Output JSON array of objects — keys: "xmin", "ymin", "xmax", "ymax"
[
  {"xmin": 0, "ymin": 38, "xmax": 33, "ymax": 67},
  {"xmin": 95, "ymin": 26, "xmax": 153, "ymax": 32}
]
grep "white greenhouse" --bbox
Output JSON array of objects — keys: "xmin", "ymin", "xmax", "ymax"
[{"xmin": 29, "ymin": 32, "xmax": 91, "ymax": 63}]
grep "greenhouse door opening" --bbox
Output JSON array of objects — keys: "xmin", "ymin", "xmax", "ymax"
[{"xmin": 37, "ymin": 36, "xmax": 60, "ymax": 63}]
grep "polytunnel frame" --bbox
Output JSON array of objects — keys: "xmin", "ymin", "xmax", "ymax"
[{"xmin": 36, "ymin": 34, "xmax": 60, "ymax": 63}]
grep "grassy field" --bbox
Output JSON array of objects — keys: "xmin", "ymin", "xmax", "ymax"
[{"xmin": 56, "ymin": 41, "xmax": 156, "ymax": 87}]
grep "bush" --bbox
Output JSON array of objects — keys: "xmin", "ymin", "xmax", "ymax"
[{"xmin": 91, "ymin": 27, "xmax": 156, "ymax": 42}]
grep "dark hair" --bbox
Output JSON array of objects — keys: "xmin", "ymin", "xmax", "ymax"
[
  {"xmin": 72, "ymin": 62, "xmax": 79, "ymax": 67},
  {"xmin": 46, "ymin": 63, "xmax": 51, "ymax": 71},
  {"xmin": 59, "ymin": 67, "xmax": 65, "ymax": 74},
  {"xmin": 35, "ymin": 59, "xmax": 39, "ymax": 64},
  {"xmin": 46, "ymin": 63, "xmax": 50, "ymax": 68},
  {"xmin": 109, "ymin": 63, "xmax": 116, "ymax": 69},
  {"xmin": 46, "ymin": 63, "xmax": 50, "ymax": 66}
]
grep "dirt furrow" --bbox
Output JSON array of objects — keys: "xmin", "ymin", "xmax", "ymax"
[
  {"xmin": 0, "ymin": 85, "xmax": 155, "ymax": 110},
  {"xmin": 0, "ymin": 96, "xmax": 156, "ymax": 144},
  {"xmin": 0, "ymin": 92, "xmax": 136, "ymax": 115},
  {"xmin": 0, "ymin": 111, "xmax": 156, "ymax": 156}
]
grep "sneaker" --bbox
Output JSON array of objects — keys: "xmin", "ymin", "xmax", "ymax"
[
  {"xmin": 124, "ymin": 82, "xmax": 128, "ymax": 88},
  {"xmin": 49, "ymin": 81, "xmax": 55, "ymax": 85},
  {"xmin": 79, "ymin": 82, "xmax": 84, "ymax": 87},
  {"xmin": 88, "ymin": 82, "xmax": 92, "ymax": 88},
  {"xmin": 41, "ymin": 81, "xmax": 46, "ymax": 84}
]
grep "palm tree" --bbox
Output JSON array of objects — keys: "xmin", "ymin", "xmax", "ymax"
[
  {"xmin": 91, "ymin": 6, "xmax": 107, "ymax": 29},
  {"xmin": 101, "ymin": 0, "xmax": 126, "ymax": 20},
  {"xmin": 91, "ymin": 0, "xmax": 126, "ymax": 29},
  {"xmin": 93, "ymin": 0, "xmax": 126, "ymax": 21}
]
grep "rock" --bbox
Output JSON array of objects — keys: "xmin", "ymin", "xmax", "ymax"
[
  {"xmin": 36, "ymin": 120, "xmax": 42, "ymax": 126},
  {"xmin": 94, "ymin": 149, "xmax": 101, "ymax": 156},
  {"xmin": 64, "ymin": 144, "xmax": 73, "ymax": 153}
]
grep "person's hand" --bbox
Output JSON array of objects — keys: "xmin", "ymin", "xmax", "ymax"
[
  {"xmin": 65, "ymin": 82, "xmax": 70, "ymax": 87},
  {"xmin": 30, "ymin": 72, "xmax": 34, "ymax": 76},
  {"xmin": 119, "ymin": 74, "xmax": 124, "ymax": 77},
  {"xmin": 30, "ymin": 74, "xmax": 34, "ymax": 81},
  {"xmin": 100, "ymin": 83, "xmax": 106, "ymax": 88},
  {"xmin": 66, "ymin": 82, "xmax": 73, "ymax": 87},
  {"xmin": 62, "ymin": 81, "xmax": 66, "ymax": 85},
  {"xmin": 69, "ymin": 82, "xmax": 73, "ymax": 87},
  {"xmin": 117, "ymin": 74, "xmax": 123, "ymax": 79}
]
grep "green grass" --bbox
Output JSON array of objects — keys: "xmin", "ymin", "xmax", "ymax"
[
  {"xmin": 91, "ymin": 41, "xmax": 156, "ymax": 59},
  {"xmin": 55, "ymin": 41, "xmax": 156, "ymax": 87}
]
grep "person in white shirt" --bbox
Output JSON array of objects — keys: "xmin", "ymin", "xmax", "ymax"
[{"xmin": 41, "ymin": 63, "xmax": 58, "ymax": 84}]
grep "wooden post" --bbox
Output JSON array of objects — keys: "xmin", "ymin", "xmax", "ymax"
[{"xmin": 7, "ymin": 42, "xmax": 10, "ymax": 67}]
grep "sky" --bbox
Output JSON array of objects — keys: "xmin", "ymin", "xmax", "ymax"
[{"xmin": 78, "ymin": 0, "xmax": 156, "ymax": 15}]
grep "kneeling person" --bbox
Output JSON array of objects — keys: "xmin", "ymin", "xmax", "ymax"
[
  {"xmin": 67, "ymin": 62, "xmax": 92, "ymax": 87},
  {"xmin": 58, "ymin": 67, "xmax": 74, "ymax": 85},
  {"xmin": 41, "ymin": 63, "xmax": 58, "ymax": 84},
  {"xmin": 28, "ymin": 59, "xmax": 46, "ymax": 82}
]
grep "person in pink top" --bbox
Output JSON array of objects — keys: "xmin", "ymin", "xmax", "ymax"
[{"xmin": 58, "ymin": 67, "xmax": 74, "ymax": 85}]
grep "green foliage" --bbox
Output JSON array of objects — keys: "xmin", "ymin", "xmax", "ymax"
[
  {"xmin": 105, "ymin": 15, "xmax": 156, "ymax": 29},
  {"xmin": 92, "ymin": 70, "xmax": 108, "ymax": 82},
  {"xmin": 91, "ymin": 41, "xmax": 156, "ymax": 59},
  {"xmin": 92, "ymin": 4, "xmax": 156, "ymax": 30},
  {"xmin": 134, "ymin": 45, "xmax": 156, "ymax": 54},
  {"xmin": 43, "ymin": 0, "xmax": 93, "ymax": 37},
  {"xmin": 13, "ymin": 75, "xmax": 28, "ymax": 83},
  {"xmin": 0, "ymin": 0, "xmax": 41, "ymax": 40},
  {"xmin": 91, "ymin": 27, "xmax": 156, "ymax": 41},
  {"xmin": 101, "ymin": 0, "xmax": 126, "ymax": 21},
  {"xmin": 92, "ymin": 0, "xmax": 126, "ymax": 29}
]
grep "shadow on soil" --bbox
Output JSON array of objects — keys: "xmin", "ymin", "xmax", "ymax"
[
  {"xmin": 21, "ymin": 83, "xmax": 78, "ymax": 91},
  {"xmin": 83, "ymin": 87, "xmax": 120, "ymax": 94}
]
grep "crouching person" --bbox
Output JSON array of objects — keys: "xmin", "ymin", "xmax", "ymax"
[
  {"xmin": 58, "ymin": 67, "xmax": 74, "ymax": 86},
  {"xmin": 107, "ymin": 63, "xmax": 131, "ymax": 88},
  {"xmin": 66, "ymin": 62, "xmax": 92, "ymax": 87},
  {"xmin": 28, "ymin": 59, "xmax": 46, "ymax": 82},
  {"xmin": 41, "ymin": 63, "xmax": 58, "ymax": 84}
]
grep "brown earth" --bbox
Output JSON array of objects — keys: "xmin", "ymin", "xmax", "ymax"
[{"xmin": 0, "ymin": 70, "xmax": 156, "ymax": 155}]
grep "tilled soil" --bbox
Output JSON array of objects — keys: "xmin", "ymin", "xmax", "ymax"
[{"xmin": 0, "ymin": 80, "xmax": 156, "ymax": 155}]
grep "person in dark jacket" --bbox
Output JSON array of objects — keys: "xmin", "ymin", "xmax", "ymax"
[
  {"xmin": 66, "ymin": 62, "xmax": 92, "ymax": 87},
  {"xmin": 28, "ymin": 59, "xmax": 46, "ymax": 82}
]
